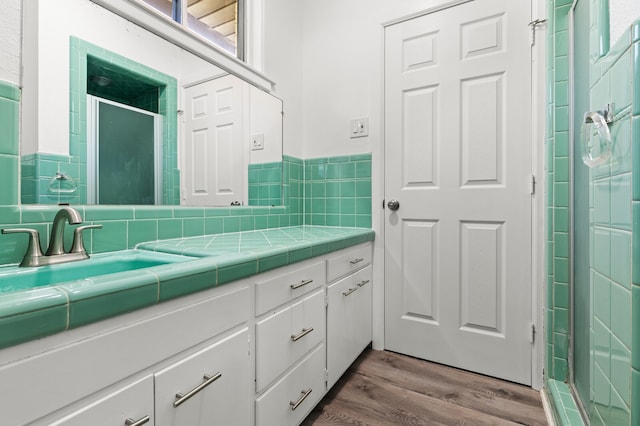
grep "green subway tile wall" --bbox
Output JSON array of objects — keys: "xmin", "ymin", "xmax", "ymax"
[
  {"xmin": 547, "ymin": 0, "xmax": 639, "ymax": 424},
  {"xmin": 0, "ymin": 82, "xmax": 19, "ymax": 207},
  {"xmin": 248, "ymin": 161, "xmax": 283, "ymax": 206},
  {"xmin": 303, "ymin": 154, "xmax": 372, "ymax": 228},
  {"xmin": 20, "ymin": 153, "xmax": 80, "ymax": 204}
]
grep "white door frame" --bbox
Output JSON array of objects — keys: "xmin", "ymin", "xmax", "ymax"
[{"xmin": 375, "ymin": 0, "xmax": 546, "ymax": 390}]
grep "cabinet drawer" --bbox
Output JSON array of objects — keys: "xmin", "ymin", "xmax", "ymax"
[
  {"xmin": 155, "ymin": 329, "xmax": 250, "ymax": 426},
  {"xmin": 256, "ymin": 289, "xmax": 325, "ymax": 392},
  {"xmin": 255, "ymin": 344, "xmax": 326, "ymax": 426},
  {"xmin": 49, "ymin": 375, "xmax": 154, "ymax": 426},
  {"xmin": 327, "ymin": 266, "xmax": 372, "ymax": 388},
  {"xmin": 326, "ymin": 243, "xmax": 372, "ymax": 282},
  {"xmin": 255, "ymin": 260, "xmax": 325, "ymax": 315}
]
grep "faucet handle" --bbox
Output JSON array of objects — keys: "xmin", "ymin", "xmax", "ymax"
[
  {"xmin": 70, "ymin": 224, "xmax": 103, "ymax": 255},
  {"xmin": 1, "ymin": 228, "xmax": 45, "ymax": 267}
]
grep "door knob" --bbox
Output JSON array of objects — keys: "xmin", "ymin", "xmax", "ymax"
[{"xmin": 387, "ymin": 200, "xmax": 400, "ymax": 211}]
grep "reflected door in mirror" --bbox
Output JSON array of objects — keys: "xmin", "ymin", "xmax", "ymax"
[{"xmin": 184, "ymin": 75, "xmax": 245, "ymax": 206}]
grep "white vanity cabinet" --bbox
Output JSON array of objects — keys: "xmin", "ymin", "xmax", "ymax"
[
  {"xmin": 155, "ymin": 328, "xmax": 250, "ymax": 426},
  {"xmin": 48, "ymin": 375, "xmax": 155, "ymax": 426},
  {"xmin": 0, "ymin": 240, "xmax": 374, "ymax": 426},
  {"xmin": 327, "ymin": 265, "xmax": 372, "ymax": 388}
]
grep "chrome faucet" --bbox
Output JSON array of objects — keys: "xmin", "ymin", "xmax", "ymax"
[{"xmin": 1, "ymin": 207, "xmax": 102, "ymax": 267}]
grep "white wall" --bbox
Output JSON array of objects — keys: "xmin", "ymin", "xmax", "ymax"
[
  {"xmin": 249, "ymin": 85, "xmax": 283, "ymax": 164},
  {"xmin": 262, "ymin": 0, "xmax": 304, "ymax": 159},
  {"xmin": 0, "ymin": 0, "xmax": 22, "ymax": 86},
  {"xmin": 610, "ymin": 0, "xmax": 640, "ymax": 46}
]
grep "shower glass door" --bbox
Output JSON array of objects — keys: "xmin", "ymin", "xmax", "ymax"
[
  {"xmin": 88, "ymin": 96, "xmax": 162, "ymax": 204},
  {"xmin": 570, "ymin": 0, "xmax": 591, "ymax": 416}
]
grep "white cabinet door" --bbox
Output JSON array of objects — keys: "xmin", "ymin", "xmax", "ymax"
[
  {"xmin": 327, "ymin": 266, "xmax": 372, "ymax": 388},
  {"xmin": 49, "ymin": 375, "xmax": 154, "ymax": 426},
  {"xmin": 155, "ymin": 329, "xmax": 250, "ymax": 426},
  {"xmin": 255, "ymin": 289, "xmax": 325, "ymax": 391}
]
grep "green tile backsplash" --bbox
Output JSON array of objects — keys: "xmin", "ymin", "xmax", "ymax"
[
  {"xmin": 303, "ymin": 153, "xmax": 372, "ymax": 228},
  {"xmin": 248, "ymin": 161, "xmax": 283, "ymax": 206}
]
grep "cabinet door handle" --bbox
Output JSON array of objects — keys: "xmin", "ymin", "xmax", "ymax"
[
  {"xmin": 290, "ymin": 279, "xmax": 313, "ymax": 290},
  {"xmin": 357, "ymin": 279, "xmax": 370, "ymax": 287},
  {"xmin": 289, "ymin": 388, "xmax": 312, "ymax": 411},
  {"xmin": 290, "ymin": 327, "xmax": 314, "ymax": 342},
  {"xmin": 342, "ymin": 287, "xmax": 358, "ymax": 297},
  {"xmin": 349, "ymin": 258, "xmax": 364, "ymax": 265},
  {"xmin": 173, "ymin": 372, "xmax": 222, "ymax": 407},
  {"xmin": 125, "ymin": 416, "xmax": 150, "ymax": 426}
]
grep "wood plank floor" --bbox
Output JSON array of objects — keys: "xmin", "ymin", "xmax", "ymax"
[{"xmin": 302, "ymin": 349, "xmax": 547, "ymax": 426}]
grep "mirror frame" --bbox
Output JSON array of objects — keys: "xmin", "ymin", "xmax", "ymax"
[{"xmin": 91, "ymin": 0, "xmax": 275, "ymax": 92}]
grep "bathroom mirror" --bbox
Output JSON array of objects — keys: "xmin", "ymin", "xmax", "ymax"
[{"xmin": 20, "ymin": 0, "xmax": 283, "ymax": 207}]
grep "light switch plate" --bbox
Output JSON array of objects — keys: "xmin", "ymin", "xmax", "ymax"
[
  {"xmin": 350, "ymin": 117, "xmax": 369, "ymax": 138},
  {"xmin": 251, "ymin": 134, "xmax": 264, "ymax": 150}
]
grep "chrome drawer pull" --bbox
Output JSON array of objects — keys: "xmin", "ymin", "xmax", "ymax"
[
  {"xmin": 342, "ymin": 287, "xmax": 358, "ymax": 297},
  {"xmin": 173, "ymin": 372, "xmax": 222, "ymax": 407},
  {"xmin": 290, "ymin": 327, "xmax": 314, "ymax": 342},
  {"xmin": 290, "ymin": 279, "xmax": 313, "ymax": 290},
  {"xmin": 289, "ymin": 388, "xmax": 312, "ymax": 411},
  {"xmin": 357, "ymin": 279, "xmax": 370, "ymax": 287},
  {"xmin": 125, "ymin": 416, "xmax": 150, "ymax": 426},
  {"xmin": 349, "ymin": 258, "xmax": 364, "ymax": 265}
]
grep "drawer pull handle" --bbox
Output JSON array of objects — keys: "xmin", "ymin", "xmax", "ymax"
[
  {"xmin": 125, "ymin": 416, "xmax": 150, "ymax": 426},
  {"xmin": 357, "ymin": 279, "xmax": 370, "ymax": 287},
  {"xmin": 289, "ymin": 388, "xmax": 313, "ymax": 411},
  {"xmin": 173, "ymin": 372, "xmax": 222, "ymax": 408},
  {"xmin": 342, "ymin": 287, "xmax": 358, "ymax": 297},
  {"xmin": 290, "ymin": 279, "xmax": 313, "ymax": 290},
  {"xmin": 290, "ymin": 327, "xmax": 314, "ymax": 342},
  {"xmin": 349, "ymin": 258, "xmax": 364, "ymax": 265}
]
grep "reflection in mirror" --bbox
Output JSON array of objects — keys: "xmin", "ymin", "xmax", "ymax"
[{"xmin": 20, "ymin": 0, "xmax": 282, "ymax": 207}]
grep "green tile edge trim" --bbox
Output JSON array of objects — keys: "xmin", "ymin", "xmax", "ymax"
[
  {"xmin": 545, "ymin": 379, "xmax": 586, "ymax": 426},
  {"xmin": 0, "ymin": 227, "xmax": 375, "ymax": 349},
  {"xmin": 0, "ymin": 81, "xmax": 20, "ymax": 102}
]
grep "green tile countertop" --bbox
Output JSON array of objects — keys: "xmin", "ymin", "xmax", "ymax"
[{"xmin": 0, "ymin": 226, "xmax": 374, "ymax": 349}]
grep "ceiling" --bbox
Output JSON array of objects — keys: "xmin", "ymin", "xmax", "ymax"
[{"xmin": 187, "ymin": 0, "xmax": 238, "ymax": 46}]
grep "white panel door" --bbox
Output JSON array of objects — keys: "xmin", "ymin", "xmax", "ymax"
[
  {"xmin": 384, "ymin": 0, "xmax": 533, "ymax": 385},
  {"xmin": 183, "ymin": 75, "xmax": 245, "ymax": 206}
]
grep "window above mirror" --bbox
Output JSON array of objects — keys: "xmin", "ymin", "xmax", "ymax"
[{"xmin": 138, "ymin": 0, "xmax": 243, "ymax": 58}]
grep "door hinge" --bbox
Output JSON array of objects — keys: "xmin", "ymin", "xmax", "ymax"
[
  {"xmin": 529, "ymin": 323, "xmax": 536, "ymax": 344},
  {"xmin": 382, "ymin": 199, "xmax": 385, "ymax": 209},
  {"xmin": 325, "ymin": 368, "xmax": 329, "ymax": 384},
  {"xmin": 528, "ymin": 18, "xmax": 547, "ymax": 46},
  {"xmin": 529, "ymin": 174, "xmax": 536, "ymax": 195},
  {"xmin": 324, "ymin": 291, "xmax": 328, "ymax": 308}
]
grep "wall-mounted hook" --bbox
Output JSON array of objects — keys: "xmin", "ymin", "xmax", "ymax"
[{"xmin": 584, "ymin": 103, "xmax": 614, "ymax": 124}]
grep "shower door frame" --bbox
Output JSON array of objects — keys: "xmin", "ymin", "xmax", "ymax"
[
  {"xmin": 568, "ymin": 0, "xmax": 591, "ymax": 422},
  {"xmin": 87, "ymin": 95, "xmax": 163, "ymax": 205}
]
